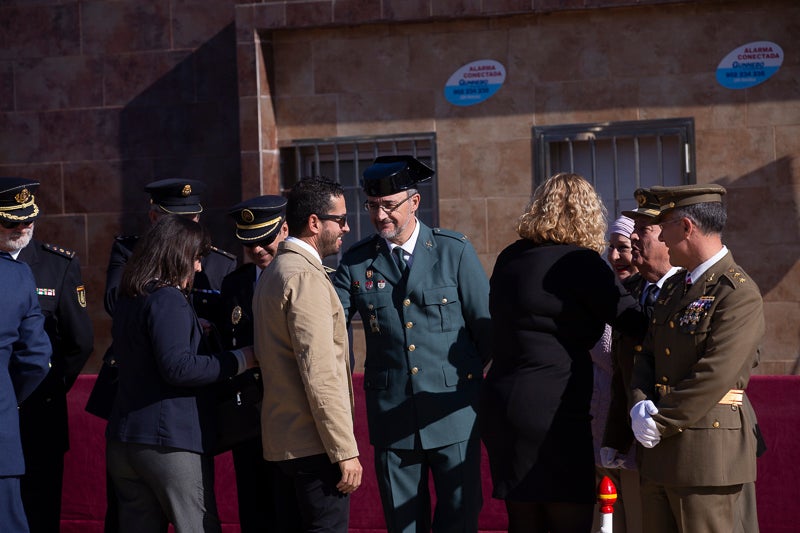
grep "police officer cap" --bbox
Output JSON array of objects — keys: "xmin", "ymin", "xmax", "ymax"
[
  {"xmin": 145, "ymin": 178, "xmax": 206, "ymax": 215},
  {"xmin": 0, "ymin": 177, "xmax": 40, "ymax": 223},
  {"xmin": 361, "ymin": 155, "xmax": 434, "ymax": 197},
  {"xmin": 228, "ymin": 195, "xmax": 287, "ymax": 245},
  {"xmin": 651, "ymin": 184, "xmax": 726, "ymax": 215},
  {"xmin": 621, "ymin": 188, "xmax": 661, "ymax": 219}
]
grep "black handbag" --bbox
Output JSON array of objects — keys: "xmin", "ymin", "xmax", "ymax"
[
  {"xmin": 85, "ymin": 346, "xmax": 119, "ymax": 420},
  {"xmin": 210, "ymin": 368, "xmax": 264, "ymax": 455}
]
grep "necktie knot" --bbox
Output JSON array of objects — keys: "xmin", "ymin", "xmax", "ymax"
[
  {"xmin": 393, "ymin": 247, "xmax": 407, "ymax": 274},
  {"xmin": 643, "ymin": 284, "xmax": 658, "ymax": 317}
]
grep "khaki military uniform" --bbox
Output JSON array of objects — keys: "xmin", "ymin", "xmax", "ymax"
[{"xmin": 631, "ymin": 251, "xmax": 764, "ymax": 532}]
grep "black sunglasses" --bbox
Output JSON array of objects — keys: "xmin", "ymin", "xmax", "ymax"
[
  {"xmin": 316, "ymin": 213, "xmax": 348, "ymax": 228},
  {"xmin": 0, "ymin": 219, "xmax": 33, "ymax": 229}
]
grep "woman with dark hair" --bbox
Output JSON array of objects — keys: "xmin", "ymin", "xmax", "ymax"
[
  {"xmin": 480, "ymin": 173, "xmax": 645, "ymax": 533},
  {"xmin": 106, "ymin": 215, "xmax": 256, "ymax": 533}
]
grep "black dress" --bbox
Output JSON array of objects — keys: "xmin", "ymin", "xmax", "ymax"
[{"xmin": 480, "ymin": 240, "xmax": 644, "ymax": 503}]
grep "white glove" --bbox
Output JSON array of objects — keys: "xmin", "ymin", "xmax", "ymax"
[
  {"xmin": 630, "ymin": 400, "xmax": 661, "ymax": 448},
  {"xmin": 600, "ymin": 447, "xmax": 626, "ymax": 468}
]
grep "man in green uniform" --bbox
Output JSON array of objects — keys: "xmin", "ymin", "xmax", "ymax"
[
  {"xmin": 630, "ymin": 184, "xmax": 764, "ymax": 532},
  {"xmin": 333, "ymin": 156, "xmax": 491, "ymax": 533}
]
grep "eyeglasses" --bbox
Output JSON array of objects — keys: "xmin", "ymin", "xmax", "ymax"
[
  {"xmin": 316, "ymin": 213, "xmax": 348, "ymax": 228},
  {"xmin": 0, "ymin": 219, "xmax": 33, "ymax": 229},
  {"xmin": 363, "ymin": 194, "xmax": 413, "ymax": 214}
]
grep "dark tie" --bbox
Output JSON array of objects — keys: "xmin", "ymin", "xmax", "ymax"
[
  {"xmin": 393, "ymin": 247, "xmax": 407, "ymax": 274},
  {"xmin": 684, "ymin": 273, "xmax": 693, "ymax": 295},
  {"xmin": 643, "ymin": 284, "xmax": 658, "ymax": 318}
]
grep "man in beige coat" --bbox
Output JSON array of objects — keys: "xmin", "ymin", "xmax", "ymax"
[
  {"xmin": 630, "ymin": 184, "xmax": 764, "ymax": 533},
  {"xmin": 253, "ymin": 177, "xmax": 361, "ymax": 532}
]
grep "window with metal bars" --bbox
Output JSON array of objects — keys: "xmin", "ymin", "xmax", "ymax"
[
  {"xmin": 533, "ymin": 118, "xmax": 696, "ymax": 217},
  {"xmin": 279, "ymin": 133, "xmax": 438, "ymax": 265}
]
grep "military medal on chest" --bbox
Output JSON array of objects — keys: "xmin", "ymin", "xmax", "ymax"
[{"xmin": 679, "ymin": 296, "xmax": 714, "ymax": 331}]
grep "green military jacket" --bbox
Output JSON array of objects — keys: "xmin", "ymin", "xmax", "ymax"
[
  {"xmin": 333, "ymin": 221, "xmax": 491, "ymax": 450},
  {"xmin": 631, "ymin": 251, "xmax": 764, "ymax": 486}
]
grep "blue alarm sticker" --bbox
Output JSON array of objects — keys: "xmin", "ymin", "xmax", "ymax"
[
  {"xmin": 444, "ymin": 59, "xmax": 506, "ymax": 107},
  {"xmin": 716, "ymin": 41, "xmax": 783, "ymax": 90}
]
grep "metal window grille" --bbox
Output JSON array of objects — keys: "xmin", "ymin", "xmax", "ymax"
[
  {"xmin": 279, "ymin": 133, "xmax": 438, "ymax": 265},
  {"xmin": 533, "ymin": 118, "xmax": 695, "ymax": 217}
]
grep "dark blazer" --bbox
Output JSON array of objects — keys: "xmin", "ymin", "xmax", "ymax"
[
  {"xmin": 217, "ymin": 263, "xmax": 257, "ymax": 349},
  {"xmin": 333, "ymin": 222, "xmax": 491, "ymax": 450},
  {"xmin": 106, "ymin": 284, "xmax": 241, "ymax": 454},
  {"xmin": 631, "ymin": 251, "xmax": 764, "ymax": 487},
  {"xmin": 602, "ymin": 273, "xmax": 648, "ymax": 453},
  {"xmin": 18, "ymin": 240, "xmax": 94, "ymax": 452},
  {"xmin": 104, "ymin": 236, "xmax": 236, "ymax": 320},
  {"xmin": 0, "ymin": 255, "xmax": 51, "ymax": 476},
  {"xmin": 480, "ymin": 240, "xmax": 644, "ymax": 502}
]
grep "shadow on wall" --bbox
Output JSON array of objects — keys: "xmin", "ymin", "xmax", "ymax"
[
  {"xmin": 717, "ymin": 156, "xmax": 799, "ymax": 372},
  {"xmin": 117, "ymin": 23, "xmax": 243, "ymax": 257}
]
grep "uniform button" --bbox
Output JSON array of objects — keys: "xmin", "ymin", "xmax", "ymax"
[
  {"xmin": 677, "ymin": 427, "xmax": 683, "ymax": 432},
  {"xmin": 441, "ymin": 297, "xmax": 448, "ymax": 304},
  {"xmin": 405, "ymin": 322, "xmax": 413, "ymax": 329},
  {"xmin": 665, "ymin": 348, "xmax": 671, "ymax": 356},
  {"xmin": 368, "ymin": 304, "xmax": 374, "ymax": 310},
  {"xmin": 408, "ymin": 345, "xmax": 416, "ymax": 351},
  {"xmin": 466, "ymin": 373, "xmax": 474, "ymax": 380},
  {"xmin": 661, "ymin": 376, "xmax": 669, "ymax": 383},
  {"xmin": 411, "ymin": 367, "xmax": 419, "ymax": 375},
  {"xmin": 634, "ymin": 345, "xmax": 642, "ymax": 352},
  {"xmin": 713, "ymin": 421, "xmax": 720, "ymax": 428},
  {"xmin": 202, "ymin": 298, "xmax": 208, "ymax": 304},
  {"xmin": 731, "ymin": 405, "xmax": 738, "ymax": 412},
  {"xmin": 403, "ymin": 299, "xmax": 411, "ymax": 307},
  {"xmin": 669, "ymin": 320, "xmax": 675, "ymax": 328},
  {"xmin": 651, "ymin": 318, "xmax": 657, "ymax": 325}
]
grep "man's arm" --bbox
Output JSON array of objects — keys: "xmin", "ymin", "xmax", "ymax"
[
  {"xmin": 287, "ymin": 270, "xmax": 360, "ymax": 463},
  {"xmin": 10, "ymin": 269, "xmax": 52, "ymax": 403},
  {"xmin": 55, "ymin": 255, "xmax": 94, "ymax": 390},
  {"xmin": 455, "ymin": 240, "xmax": 492, "ymax": 364}
]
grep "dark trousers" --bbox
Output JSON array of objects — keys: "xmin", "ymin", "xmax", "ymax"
[
  {"xmin": 0, "ymin": 476, "xmax": 29, "ymax": 533},
  {"xmin": 232, "ymin": 438, "xmax": 301, "ymax": 533},
  {"xmin": 277, "ymin": 454, "xmax": 350, "ymax": 533},
  {"xmin": 374, "ymin": 440, "xmax": 482, "ymax": 533},
  {"xmin": 20, "ymin": 446, "xmax": 64, "ymax": 533}
]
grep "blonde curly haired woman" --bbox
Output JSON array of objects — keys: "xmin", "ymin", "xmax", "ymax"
[{"xmin": 480, "ymin": 173, "xmax": 646, "ymax": 533}]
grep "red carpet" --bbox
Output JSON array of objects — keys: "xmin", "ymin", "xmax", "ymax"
[{"xmin": 60, "ymin": 374, "xmax": 798, "ymax": 532}]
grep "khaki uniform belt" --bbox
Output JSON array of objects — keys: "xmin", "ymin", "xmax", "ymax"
[{"xmin": 655, "ymin": 385, "xmax": 744, "ymax": 406}]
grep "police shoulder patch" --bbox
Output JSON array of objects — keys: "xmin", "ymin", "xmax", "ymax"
[{"xmin": 43, "ymin": 242, "xmax": 76, "ymax": 259}]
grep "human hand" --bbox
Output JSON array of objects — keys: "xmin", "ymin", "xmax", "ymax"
[
  {"xmin": 241, "ymin": 346, "xmax": 258, "ymax": 369},
  {"xmin": 198, "ymin": 317, "xmax": 213, "ymax": 333},
  {"xmin": 630, "ymin": 400, "xmax": 661, "ymax": 448},
  {"xmin": 600, "ymin": 447, "xmax": 625, "ymax": 468},
  {"xmin": 336, "ymin": 457, "xmax": 363, "ymax": 494}
]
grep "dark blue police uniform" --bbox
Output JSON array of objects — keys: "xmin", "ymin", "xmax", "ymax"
[{"xmin": 0, "ymin": 248, "xmax": 52, "ymax": 533}]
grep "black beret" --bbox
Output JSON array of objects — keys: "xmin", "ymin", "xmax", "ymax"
[{"xmin": 361, "ymin": 155, "xmax": 434, "ymax": 197}]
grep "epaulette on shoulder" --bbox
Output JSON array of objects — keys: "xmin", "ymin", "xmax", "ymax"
[
  {"xmin": 721, "ymin": 267, "xmax": 749, "ymax": 288},
  {"xmin": 43, "ymin": 242, "xmax": 76, "ymax": 259},
  {"xmin": 432, "ymin": 227, "xmax": 469, "ymax": 242},
  {"xmin": 209, "ymin": 245, "xmax": 236, "ymax": 261}
]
